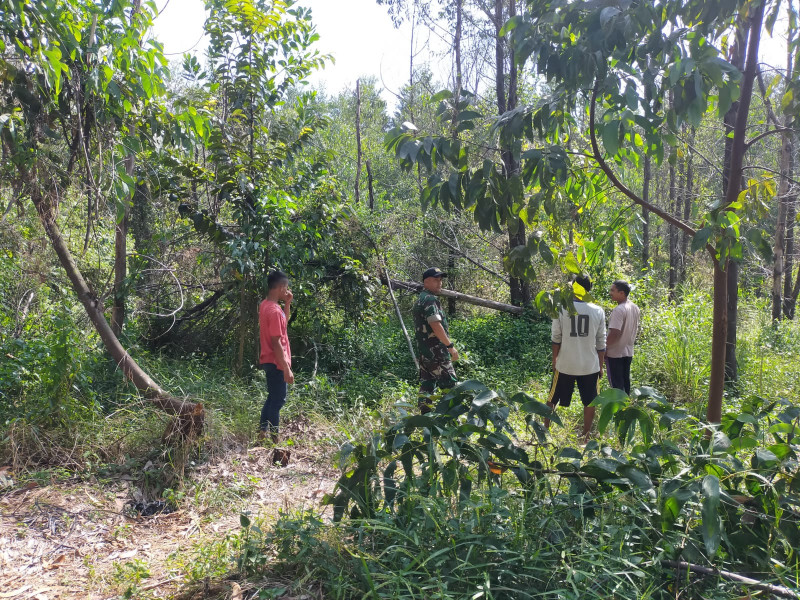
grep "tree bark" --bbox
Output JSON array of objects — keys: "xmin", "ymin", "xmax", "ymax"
[
  {"xmin": 111, "ymin": 1, "xmax": 142, "ymax": 338},
  {"xmin": 642, "ymin": 152, "xmax": 651, "ymax": 268},
  {"xmin": 366, "ymin": 159, "xmax": 375, "ymax": 211},
  {"xmin": 679, "ymin": 128, "xmax": 696, "ymax": 284},
  {"xmin": 773, "ymin": 17, "xmax": 795, "ymax": 321},
  {"xmin": 721, "ymin": 19, "xmax": 749, "ymax": 386},
  {"xmin": 382, "ymin": 276, "xmax": 525, "ymax": 315},
  {"xmin": 773, "ymin": 127, "xmax": 792, "ymax": 321},
  {"xmin": 668, "ymin": 153, "xmax": 678, "ymax": 297},
  {"xmin": 28, "ymin": 176, "xmax": 203, "ymax": 434},
  {"xmin": 784, "ymin": 184, "xmax": 796, "ymax": 318},
  {"xmin": 111, "ymin": 154, "xmax": 132, "ymax": 337},
  {"xmin": 355, "ymin": 79, "xmax": 363, "ymax": 203},
  {"xmin": 717, "ymin": 2, "xmax": 765, "ymax": 401},
  {"xmin": 496, "ymin": 0, "xmax": 530, "ymax": 306}
]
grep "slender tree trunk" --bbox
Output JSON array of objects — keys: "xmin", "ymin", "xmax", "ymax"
[
  {"xmin": 496, "ymin": 0, "xmax": 530, "ymax": 306},
  {"xmin": 447, "ymin": 0, "xmax": 463, "ymax": 318},
  {"xmin": 111, "ymin": 1, "xmax": 142, "ymax": 338},
  {"xmin": 111, "ymin": 154, "xmax": 132, "ymax": 337},
  {"xmin": 722, "ymin": 20, "xmax": 749, "ymax": 385},
  {"xmin": 366, "ymin": 159, "xmax": 375, "ymax": 210},
  {"xmin": 714, "ymin": 2, "xmax": 765, "ymax": 411},
  {"xmin": 679, "ymin": 128, "xmax": 696, "ymax": 284},
  {"xmin": 784, "ymin": 184, "xmax": 796, "ymax": 317},
  {"xmin": 642, "ymin": 152, "xmax": 651, "ymax": 268},
  {"xmin": 676, "ymin": 140, "xmax": 687, "ymax": 285},
  {"xmin": 773, "ymin": 128, "xmax": 792, "ymax": 321},
  {"xmin": 355, "ymin": 79, "xmax": 362, "ymax": 203},
  {"xmin": 668, "ymin": 154, "xmax": 678, "ymax": 297},
  {"xmin": 707, "ymin": 259, "xmax": 729, "ymax": 424},
  {"xmin": 642, "ymin": 88, "xmax": 652, "ymax": 268},
  {"xmin": 788, "ymin": 264, "xmax": 800, "ymax": 319},
  {"xmin": 774, "ymin": 18, "xmax": 795, "ymax": 321}
]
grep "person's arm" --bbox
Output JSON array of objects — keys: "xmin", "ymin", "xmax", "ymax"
[
  {"xmin": 283, "ymin": 288, "xmax": 293, "ymax": 322},
  {"xmin": 606, "ymin": 328, "xmax": 622, "ymax": 349},
  {"xmin": 551, "ymin": 316, "xmax": 562, "ymax": 370},
  {"xmin": 430, "ymin": 320, "xmax": 459, "ymax": 362},
  {"xmin": 271, "ymin": 336, "xmax": 294, "ymax": 383},
  {"xmin": 596, "ymin": 310, "xmax": 607, "ymax": 374}
]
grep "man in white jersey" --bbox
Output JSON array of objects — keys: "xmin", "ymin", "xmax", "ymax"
[
  {"xmin": 605, "ymin": 280, "xmax": 640, "ymax": 394},
  {"xmin": 544, "ymin": 275, "xmax": 606, "ymax": 441}
]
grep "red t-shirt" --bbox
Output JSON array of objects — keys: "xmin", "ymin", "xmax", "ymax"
[{"xmin": 259, "ymin": 300, "xmax": 291, "ymax": 368}]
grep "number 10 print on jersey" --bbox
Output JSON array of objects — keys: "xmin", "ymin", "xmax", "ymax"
[{"xmin": 569, "ymin": 314, "xmax": 590, "ymax": 337}]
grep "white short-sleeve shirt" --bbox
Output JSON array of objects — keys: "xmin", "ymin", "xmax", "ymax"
[{"xmin": 552, "ymin": 301, "xmax": 607, "ymax": 375}]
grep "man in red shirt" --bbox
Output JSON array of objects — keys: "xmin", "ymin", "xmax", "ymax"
[{"xmin": 258, "ymin": 270, "xmax": 294, "ymax": 442}]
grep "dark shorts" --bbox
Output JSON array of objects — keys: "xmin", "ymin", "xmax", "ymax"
[{"xmin": 547, "ymin": 370, "xmax": 600, "ymax": 407}]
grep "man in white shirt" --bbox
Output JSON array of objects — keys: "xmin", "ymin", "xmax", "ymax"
[
  {"xmin": 605, "ymin": 280, "xmax": 640, "ymax": 394},
  {"xmin": 545, "ymin": 275, "xmax": 606, "ymax": 441}
]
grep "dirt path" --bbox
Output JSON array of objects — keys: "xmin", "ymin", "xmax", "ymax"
[{"xmin": 0, "ymin": 436, "xmax": 338, "ymax": 600}]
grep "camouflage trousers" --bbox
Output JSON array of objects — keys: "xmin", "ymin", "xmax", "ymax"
[{"xmin": 418, "ymin": 356, "xmax": 457, "ymax": 412}]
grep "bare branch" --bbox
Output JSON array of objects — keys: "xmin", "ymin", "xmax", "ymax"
[{"xmin": 588, "ymin": 86, "xmax": 698, "ymax": 238}]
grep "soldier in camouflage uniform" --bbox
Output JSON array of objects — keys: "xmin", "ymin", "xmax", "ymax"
[{"xmin": 414, "ymin": 267, "xmax": 459, "ymax": 411}]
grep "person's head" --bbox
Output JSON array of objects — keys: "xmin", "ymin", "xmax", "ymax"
[
  {"xmin": 573, "ymin": 274, "xmax": 592, "ymax": 299},
  {"xmin": 422, "ymin": 267, "xmax": 447, "ymax": 292},
  {"xmin": 267, "ymin": 270, "xmax": 290, "ymax": 298},
  {"xmin": 610, "ymin": 280, "xmax": 630, "ymax": 303}
]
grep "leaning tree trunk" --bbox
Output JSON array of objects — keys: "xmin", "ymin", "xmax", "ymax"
[{"xmin": 29, "ymin": 174, "xmax": 203, "ymax": 439}]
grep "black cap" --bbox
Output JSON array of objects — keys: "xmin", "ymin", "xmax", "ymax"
[{"xmin": 422, "ymin": 267, "xmax": 447, "ymax": 281}]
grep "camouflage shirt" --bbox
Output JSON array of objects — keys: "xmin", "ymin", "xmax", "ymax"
[{"xmin": 413, "ymin": 290, "xmax": 449, "ymax": 360}]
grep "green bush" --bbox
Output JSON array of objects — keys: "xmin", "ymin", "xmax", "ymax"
[{"xmin": 242, "ymin": 380, "xmax": 800, "ymax": 600}]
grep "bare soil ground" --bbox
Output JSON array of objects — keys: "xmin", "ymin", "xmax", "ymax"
[{"xmin": 0, "ymin": 420, "xmax": 338, "ymax": 600}]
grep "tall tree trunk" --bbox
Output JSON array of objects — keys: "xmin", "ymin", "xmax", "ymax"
[
  {"xmin": 668, "ymin": 154, "xmax": 678, "ymax": 297},
  {"xmin": 28, "ymin": 172, "xmax": 203, "ymax": 434},
  {"xmin": 111, "ymin": 1, "xmax": 142, "ymax": 337},
  {"xmin": 676, "ymin": 139, "xmax": 687, "ymax": 285},
  {"xmin": 783, "ymin": 184, "xmax": 796, "ymax": 317},
  {"xmin": 714, "ymin": 2, "xmax": 764, "ymax": 411},
  {"xmin": 447, "ymin": 0, "xmax": 462, "ymax": 318},
  {"xmin": 680, "ymin": 128, "xmax": 696, "ymax": 284},
  {"xmin": 366, "ymin": 159, "xmax": 375, "ymax": 211},
  {"xmin": 355, "ymin": 79, "xmax": 362, "ymax": 203},
  {"xmin": 496, "ymin": 0, "xmax": 530, "ymax": 306},
  {"xmin": 642, "ymin": 88, "xmax": 653, "ymax": 268},
  {"xmin": 642, "ymin": 152, "xmax": 651, "ymax": 268},
  {"xmin": 774, "ymin": 17, "xmax": 795, "ymax": 321},
  {"xmin": 111, "ymin": 154, "xmax": 132, "ymax": 337},
  {"xmin": 722, "ymin": 20, "xmax": 749, "ymax": 386},
  {"xmin": 773, "ymin": 127, "xmax": 792, "ymax": 321}
]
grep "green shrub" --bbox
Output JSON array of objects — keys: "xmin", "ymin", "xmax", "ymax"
[{"xmin": 244, "ymin": 380, "xmax": 800, "ymax": 600}]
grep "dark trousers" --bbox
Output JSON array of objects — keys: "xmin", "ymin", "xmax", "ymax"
[
  {"xmin": 260, "ymin": 363, "xmax": 287, "ymax": 432},
  {"xmin": 606, "ymin": 356, "xmax": 633, "ymax": 394}
]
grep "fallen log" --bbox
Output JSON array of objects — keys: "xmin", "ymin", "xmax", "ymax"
[{"xmin": 380, "ymin": 276, "xmax": 525, "ymax": 315}]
